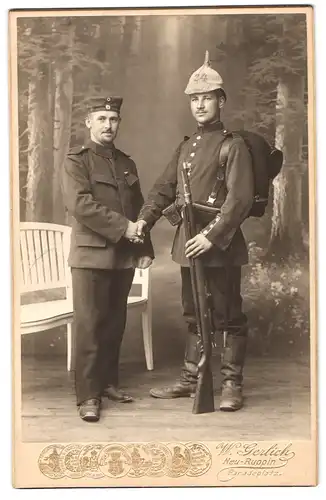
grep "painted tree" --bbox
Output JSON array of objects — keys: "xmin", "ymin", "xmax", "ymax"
[
  {"xmin": 266, "ymin": 16, "xmax": 308, "ymax": 257},
  {"xmin": 18, "ymin": 19, "xmax": 55, "ymax": 222},
  {"xmin": 52, "ymin": 19, "xmax": 75, "ymax": 224},
  {"xmin": 18, "ymin": 17, "xmax": 112, "ymax": 222},
  {"xmin": 223, "ymin": 15, "xmax": 308, "ymax": 258}
]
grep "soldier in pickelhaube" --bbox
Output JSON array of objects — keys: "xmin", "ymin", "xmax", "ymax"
[
  {"xmin": 137, "ymin": 51, "xmax": 254, "ymax": 411},
  {"xmin": 63, "ymin": 95, "xmax": 154, "ymax": 422}
]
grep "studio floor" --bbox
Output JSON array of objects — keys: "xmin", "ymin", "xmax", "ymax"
[{"xmin": 21, "ymin": 354, "xmax": 311, "ymax": 443}]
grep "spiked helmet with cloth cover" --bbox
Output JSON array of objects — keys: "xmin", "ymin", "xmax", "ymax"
[{"xmin": 184, "ymin": 51, "xmax": 225, "ymax": 95}]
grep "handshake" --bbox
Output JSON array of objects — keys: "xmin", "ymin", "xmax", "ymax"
[{"xmin": 124, "ymin": 219, "xmax": 147, "ymax": 244}]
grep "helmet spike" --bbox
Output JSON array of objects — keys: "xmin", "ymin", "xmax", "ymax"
[{"xmin": 204, "ymin": 50, "xmax": 210, "ymax": 66}]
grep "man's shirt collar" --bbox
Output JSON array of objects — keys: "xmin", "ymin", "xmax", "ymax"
[
  {"xmin": 87, "ymin": 140, "xmax": 116, "ymax": 159},
  {"xmin": 197, "ymin": 120, "xmax": 224, "ymax": 133}
]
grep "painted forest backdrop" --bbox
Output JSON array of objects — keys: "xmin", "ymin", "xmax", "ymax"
[{"xmin": 17, "ymin": 13, "xmax": 311, "ymax": 357}]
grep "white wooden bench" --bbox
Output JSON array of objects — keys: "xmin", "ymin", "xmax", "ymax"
[{"xmin": 20, "ymin": 222, "xmax": 153, "ymax": 372}]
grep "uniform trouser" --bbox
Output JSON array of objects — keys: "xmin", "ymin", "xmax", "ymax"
[
  {"xmin": 180, "ymin": 266, "xmax": 248, "ymax": 385},
  {"xmin": 181, "ymin": 266, "xmax": 248, "ymax": 336},
  {"xmin": 71, "ymin": 268, "xmax": 135, "ymax": 406}
]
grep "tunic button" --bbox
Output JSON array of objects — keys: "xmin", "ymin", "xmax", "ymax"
[
  {"xmin": 187, "ymin": 162, "xmax": 192, "ymax": 167},
  {"xmin": 193, "ymin": 142, "xmax": 197, "ymax": 147},
  {"xmin": 196, "ymin": 135, "xmax": 202, "ymax": 140},
  {"xmin": 190, "ymin": 152, "xmax": 195, "ymax": 157},
  {"xmin": 203, "ymin": 230, "xmax": 208, "ymax": 235}
]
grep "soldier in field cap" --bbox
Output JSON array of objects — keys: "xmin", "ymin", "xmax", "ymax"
[
  {"xmin": 63, "ymin": 94, "xmax": 154, "ymax": 422},
  {"xmin": 137, "ymin": 51, "xmax": 254, "ymax": 411}
]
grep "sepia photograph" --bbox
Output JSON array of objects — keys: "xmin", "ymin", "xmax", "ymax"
[{"xmin": 10, "ymin": 4, "xmax": 317, "ymax": 488}]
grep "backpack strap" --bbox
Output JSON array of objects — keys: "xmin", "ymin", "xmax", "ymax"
[
  {"xmin": 206, "ymin": 131, "xmax": 233, "ymax": 205},
  {"xmin": 219, "ymin": 134, "xmax": 233, "ymax": 169}
]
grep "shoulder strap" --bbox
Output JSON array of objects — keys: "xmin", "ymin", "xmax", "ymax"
[
  {"xmin": 206, "ymin": 132, "xmax": 233, "ymax": 204},
  {"xmin": 219, "ymin": 134, "xmax": 233, "ymax": 168},
  {"xmin": 67, "ymin": 145, "xmax": 90, "ymax": 155}
]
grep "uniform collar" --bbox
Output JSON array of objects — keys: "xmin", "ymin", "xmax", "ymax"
[
  {"xmin": 87, "ymin": 140, "xmax": 116, "ymax": 159},
  {"xmin": 197, "ymin": 120, "xmax": 224, "ymax": 133}
]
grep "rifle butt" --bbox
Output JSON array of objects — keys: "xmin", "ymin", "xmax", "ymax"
[{"xmin": 192, "ymin": 366, "xmax": 215, "ymax": 415}]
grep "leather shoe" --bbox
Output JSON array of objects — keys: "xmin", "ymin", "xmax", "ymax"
[
  {"xmin": 103, "ymin": 386, "xmax": 133, "ymax": 403},
  {"xmin": 79, "ymin": 398, "xmax": 101, "ymax": 422},
  {"xmin": 150, "ymin": 382, "xmax": 196, "ymax": 399}
]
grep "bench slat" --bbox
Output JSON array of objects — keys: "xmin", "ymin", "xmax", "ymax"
[
  {"xmin": 48, "ymin": 231, "xmax": 58, "ymax": 283},
  {"xmin": 33, "ymin": 229, "xmax": 45, "ymax": 285},
  {"xmin": 40, "ymin": 230, "xmax": 52, "ymax": 283}
]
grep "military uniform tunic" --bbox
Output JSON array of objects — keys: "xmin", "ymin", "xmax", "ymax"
[
  {"xmin": 139, "ymin": 121, "xmax": 253, "ymax": 267},
  {"xmin": 63, "ymin": 140, "xmax": 154, "ymax": 405},
  {"xmin": 64, "ymin": 140, "xmax": 154, "ymax": 269}
]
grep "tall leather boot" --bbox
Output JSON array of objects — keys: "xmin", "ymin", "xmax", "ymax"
[
  {"xmin": 220, "ymin": 334, "xmax": 247, "ymax": 411},
  {"xmin": 150, "ymin": 332, "xmax": 200, "ymax": 399}
]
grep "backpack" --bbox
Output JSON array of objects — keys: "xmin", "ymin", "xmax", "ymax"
[{"xmin": 219, "ymin": 130, "xmax": 284, "ymax": 217}]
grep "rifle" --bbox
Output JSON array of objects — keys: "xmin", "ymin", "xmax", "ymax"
[{"xmin": 181, "ymin": 162, "xmax": 215, "ymax": 415}]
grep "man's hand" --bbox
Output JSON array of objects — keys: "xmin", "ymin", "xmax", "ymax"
[
  {"xmin": 185, "ymin": 233, "xmax": 213, "ymax": 258},
  {"xmin": 135, "ymin": 256, "xmax": 153, "ymax": 269},
  {"xmin": 136, "ymin": 219, "xmax": 147, "ymax": 239},
  {"xmin": 124, "ymin": 221, "xmax": 144, "ymax": 244}
]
